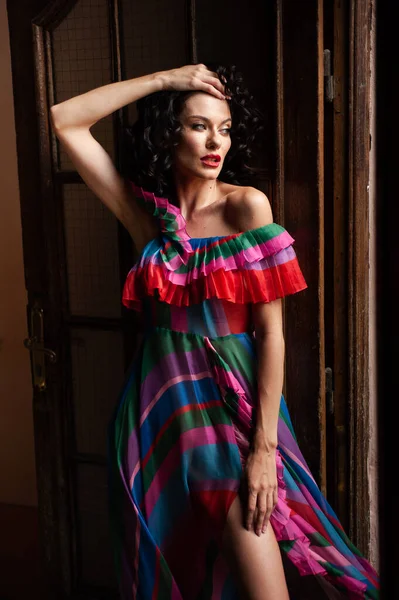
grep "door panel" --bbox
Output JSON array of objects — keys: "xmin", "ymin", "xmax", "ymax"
[
  {"xmin": 70, "ymin": 328, "xmax": 125, "ymax": 457},
  {"xmin": 280, "ymin": 0, "xmax": 326, "ymax": 487},
  {"xmin": 63, "ymin": 185, "xmax": 122, "ymax": 318},
  {"xmin": 121, "ymin": 0, "xmax": 187, "ymax": 126},
  {"xmin": 7, "ymin": 0, "xmax": 326, "ymax": 596},
  {"xmin": 75, "ymin": 464, "xmax": 116, "ymax": 589}
]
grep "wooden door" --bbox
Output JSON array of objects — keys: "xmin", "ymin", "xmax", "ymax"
[{"xmin": 7, "ymin": 0, "xmax": 327, "ymax": 597}]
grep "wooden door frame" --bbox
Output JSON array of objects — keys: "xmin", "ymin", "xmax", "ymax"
[
  {"xmin": 325, "ymin": 0, "xmax": 374, "ymax": 555},
  {"xmin": 346, "ymin": 0, "xmax": 373, "ymax": 554}
]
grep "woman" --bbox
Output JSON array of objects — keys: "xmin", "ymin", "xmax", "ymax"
[{"xmin": 51, "ymin": 64, "xmax": 379, "ymax": 599}]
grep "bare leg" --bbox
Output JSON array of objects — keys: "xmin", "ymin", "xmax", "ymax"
[{"xmin": 221, "ymin": 493, "xmax": 290, "ymax": 600}]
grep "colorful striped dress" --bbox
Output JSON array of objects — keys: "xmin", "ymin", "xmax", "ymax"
[{"xmin": 107, "ymin": 181, "xmax": 379, "ymax": 599}]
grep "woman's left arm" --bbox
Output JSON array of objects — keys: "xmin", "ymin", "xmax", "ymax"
[
  {"xmin": 245, "ymin": 297, "xmax": 285, "ymax": 536},
  {"xmin": 230, "ymin": 186, "xmax": 286, "ymax": 535}
]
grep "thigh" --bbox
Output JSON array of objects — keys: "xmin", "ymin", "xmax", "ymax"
[{"xmin": 221, "ymin": 493, "xmax": 290, "ymax": 600}]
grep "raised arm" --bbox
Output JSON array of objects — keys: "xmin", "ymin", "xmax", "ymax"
[
  {"xmin": 50, "ymin": 65, "xmax": 228, "ymax": 252},
  {"xmin": 50, "ymin": 73, "xmax": 165, "ymax": 252}
]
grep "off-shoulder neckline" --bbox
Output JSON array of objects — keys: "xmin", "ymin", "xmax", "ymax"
[
  {"xmin": 174, "ymin": 194, "xmax": 277, "ymax": 241},
  {"xmin": 129, "ymin": 180, "xmax": 280, "ymax": 242}
]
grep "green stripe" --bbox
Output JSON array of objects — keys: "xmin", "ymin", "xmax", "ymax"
[
  {"xmin": 209, "ymin": 334, "xmax": 255, "ymax": 387},
  {"xmin": 167, "ymin": 223, "xmax": 289, "ymax": 273},
  {"xmin": 141, "ymin": 329, "xmax": 205, "ymax": 380},
  {"xmin": 308, "ymin": 531, "xmax": 332, "ymax": 547},
  {"xmin": 279, "ymin": 539, "xmax": 296, "ymax": 553}
]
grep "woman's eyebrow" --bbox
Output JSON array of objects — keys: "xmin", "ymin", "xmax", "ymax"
[{"xmin": 188, "ymin": 115, "xmax": 232, "ymax": 124}]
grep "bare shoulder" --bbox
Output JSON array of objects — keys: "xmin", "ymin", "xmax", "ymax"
[{"xmin": 224, "ymin": 184, "xmax": 273, "ymax": 232}]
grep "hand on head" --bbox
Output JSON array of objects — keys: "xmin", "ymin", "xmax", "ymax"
[{"xmin": 160, "ymin": 64, "xmax": 231, "ymax": 101}]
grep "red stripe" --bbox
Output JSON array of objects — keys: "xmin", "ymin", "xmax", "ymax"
[{"xmin": 123, "ymin": 257, "xmax": 308, "ymax": 310}]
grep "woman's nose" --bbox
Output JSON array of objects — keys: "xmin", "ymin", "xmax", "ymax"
[{"xmin": 206, "ymin": 132, "xmax": 222, "ymax": 149}]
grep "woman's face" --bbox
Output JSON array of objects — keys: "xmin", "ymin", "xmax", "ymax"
[{"xmin": 173, "ymin": 92, "xmax": 232, "ymax": 181}]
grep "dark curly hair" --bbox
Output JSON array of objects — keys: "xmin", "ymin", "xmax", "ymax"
[{"xmin": 122, "ymin": 64, "xmax": 265, "ymax": 197}]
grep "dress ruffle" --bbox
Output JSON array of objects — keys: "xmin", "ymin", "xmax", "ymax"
[
  {"xmin": 122, "ymin": 182, "xmax": 308, "ymax": 311},
  {"xmin": 204, "ymin": 335, "xmax": 378, "ymax": 598}
]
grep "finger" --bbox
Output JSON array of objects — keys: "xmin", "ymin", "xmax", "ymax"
[
  {"xmin": 261, "ymin": 515, "xmax": 269, "ymax": 534},
  {"xmin": 198, "ymin": 77, "xmax": 226, "ymax": 99},
  {"xmin": 198, "ymin": 70, "xmax": 227, "ymax": 94},
  {"xmin": 202, "ymin": 75, "xmax": 226, "ymax": 95},
  {"xmin": 205, "ymin": 69, "xmax": 221, "ymax": 80},
  {"xmin": 209, "ymin": 72, "xmax": 231, "ymax": 96},
  {"xmin": 199, "ymin": 82, "xmax": 227, "ymax": 100},
  {"xmin": 206, "ymin": 70, "xmax": 228, "ymax": 90},
  {"xmin": 260, "ymin": 492, "xmax": 271, "ymax": 533},
  {"xmin": 273, "ymin": 488, "xmax": 278, "ymax": 511},
  {"xmin": 265, "ymin": 491, "xmax": 275, "ymax": 529},
  {"xmin": 246, "ymin": 490, "xmax": 257, "ymax": 530},
  {"xmin": 206, "ymin": 71, "xmax": 228, "ymax": 92},
  {"xmin": 255, "ymin": 493, "xmax": 267, "ymax": 536}
]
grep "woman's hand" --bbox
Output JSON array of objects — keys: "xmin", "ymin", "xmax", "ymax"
[
  {"xmin": 244, "ymin": 447, "xmax": 278, "ymax": 536},
  {"xmin": 158, "ymin": 64, "xmax": 229, "ymax": 100}
]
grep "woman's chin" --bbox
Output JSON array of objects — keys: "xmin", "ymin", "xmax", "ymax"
[
  {"xmin": 196, "ymin": 168, "xmax": 221, "ymax": 180},
  {"xmin": 175, "ymin": 164, "xmax": 222, "ymax": 181}
]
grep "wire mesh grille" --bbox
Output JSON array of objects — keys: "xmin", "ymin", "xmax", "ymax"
[
  {"xmin": 52, "ymin": 0, "xmax": 114, "ymax": 169},
  {"xmin": 63, "ymin": 183, "xmax": 121, "ymax": 318}
]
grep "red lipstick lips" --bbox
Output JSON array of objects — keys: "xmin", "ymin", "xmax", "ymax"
[{"xmin": 200, "ymin": 154, "xmax": 221, "ymax": 168}]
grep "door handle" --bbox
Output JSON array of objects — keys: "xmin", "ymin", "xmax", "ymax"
[
  {"xmin": 23, "ymin": 335, "xmax": 57, "ymax": 361},
  {"xmin": 23, "ymin": 302, "xmax": 57, "ymax": 391}
]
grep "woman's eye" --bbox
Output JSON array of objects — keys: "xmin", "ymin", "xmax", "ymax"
[{"xmin": 191, "ymin": 124, "xmax": 231, "ymax": 134}]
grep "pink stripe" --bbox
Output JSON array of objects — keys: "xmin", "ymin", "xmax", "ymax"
[
  {"xmin": 282, "ymin": 540, "xmax": 327, "ymax": 576},
  {"xmin": 147, "ymin": 233, "xmax": 296, "ymax": 280},
  {"xmin": 290, "ymin": 511, "xmax": 325, "ymax": 538},
  {"xmin": 279, "ymin": 443, "xmax": 315, "ymax": 482},
  {"xmin": 143, "ymin": 424, "xmax": 236, "ymax": 515},
  {"xmin": 313, "ymin": 544, "xmax": 353, "ymax": 568},
  {"xmin": 212, "ymin": 364, "xmax": 246, "ymax": 395},
  {"xmin": 337, "ymin": 574, "xmax": 368, "ymax": 595},
  {"xmin": 308, "ymin": 547, "xmax": 332, "ymax": 569},
  {"xmin": 211, "ymin": 365, "xmax": 252, "ymax": 428},
  {"xmin": 129, "ymin": 461, "xmax": 141, "ymax": 491},
  {"xmin": 297, "ymin": 482, "xmax": 324, "ymax": 511},
  {"xmin": 137, "ymin": 189, "xmax": 190, "ymax": 241},
  {"xmin": 139, "ymin": 370, "xmax": 211, "ymax": 426}
]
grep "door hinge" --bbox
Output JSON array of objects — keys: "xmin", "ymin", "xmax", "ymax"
[
  {"xmin": 325, "ymin": 366, "xmax": 334, "ymax": 415},
  {"xmin": 324, "ymin": 49, "xmax": 335, "ymax": 103}
]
